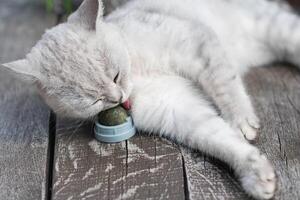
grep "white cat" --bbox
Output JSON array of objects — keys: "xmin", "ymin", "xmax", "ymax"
[{"xmin": 3, "ymin": 0, "xmax": 300, "ymax": 198}]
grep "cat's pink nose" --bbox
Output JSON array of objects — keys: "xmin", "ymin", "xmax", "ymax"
[{"xmin": 122, "ymin": 99, "xmax": 131, "ymax": 110}]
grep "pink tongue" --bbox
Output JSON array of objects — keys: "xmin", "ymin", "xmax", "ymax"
[{"xmin": 122, "ymin": 100, "xmax": 131, "ymax": 110}]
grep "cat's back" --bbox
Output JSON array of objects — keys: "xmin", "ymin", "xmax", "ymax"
[
  {"xmin": 105, "ymin": 0, "xmax": 278, "ymax": 74},
  {"xmin": 106, "ymin": 0, "xmax": 262, "ymax": 40}
]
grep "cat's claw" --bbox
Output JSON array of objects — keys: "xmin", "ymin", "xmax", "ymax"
[
  {"xmin": 240, "ymin": 153, "xmax": 277, "ymax": 200},
  {"xmin": 240, "ymin": 118, "xmax": 260, "ymax": 141},
  {"xmin": 240, "ymin": 122, "xmax": 258, "ymax": 141},
  {"xmin": 247, "ymin": 115, "xmax": 261, "ymax": 129},
  {"xmin": 233, "ymin": 115, "xmax": 260, "ymax": 141}
]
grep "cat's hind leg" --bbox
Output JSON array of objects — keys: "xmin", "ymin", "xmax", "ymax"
[{"xmin": 131, "ymin": 75, "xmax": 276, "ymax": 199}]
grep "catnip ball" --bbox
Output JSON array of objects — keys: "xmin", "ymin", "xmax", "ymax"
[{"xmin": 98, "ymin": 106, "xmax": 128, "ymax": 126}]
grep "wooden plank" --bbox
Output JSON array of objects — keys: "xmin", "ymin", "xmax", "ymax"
[
  {"xmin": 181, "ymin": 147, "xmax": 250, "ymax": 199},
  {"xmin": 0, "ymin": 1, "xmax": 56, "ymax": 199},
  {"xmin": 182, "ymin": 65, "xmax": 300, "ymax": 199},
  {"xmin": 52, "ymin": 119, "xmax": 185, "ymax": 199}
]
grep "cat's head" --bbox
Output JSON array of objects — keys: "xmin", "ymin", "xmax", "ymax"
[{"xmin": 1, "ymin": 0, "xmax": 132, "ymax": 119}]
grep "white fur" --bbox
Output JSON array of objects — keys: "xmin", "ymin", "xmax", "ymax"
[{"xmin": 3, "ymin": 0, "xmax": 300, "ymax": 198}]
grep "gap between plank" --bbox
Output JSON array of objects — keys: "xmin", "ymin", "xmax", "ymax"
[
  {"xmin": 181, "ymin": 153, "xmax": 190, "ymax": 200},
  {"xmin": 46, "ymin": 111, "xmax": 56, "ymax": 200},
  {"xmin": 46, "ymin": 14, "xmax": 62, "ymax": 200}
]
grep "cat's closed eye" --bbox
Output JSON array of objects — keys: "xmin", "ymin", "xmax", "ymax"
[
  {"xmin": 113, "ymin": 71, "xmax": 120, "ymax": 83},
  {"xmin": 92, "ymin": 97, "xmax": 105, "ymax": 105}
]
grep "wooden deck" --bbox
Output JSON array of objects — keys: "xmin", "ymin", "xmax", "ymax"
[{"xmin": 0, "ymin": 1, "xmax": 300, "ymax": 199}]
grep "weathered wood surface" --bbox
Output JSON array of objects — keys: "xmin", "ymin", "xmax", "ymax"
[
  {"xmin": 0, "ymin": 1, "xmax": 55, "ymax": 199},
  {"xmin": 182, "ymin": 65, "xmax": 300, "ymax": 200},
  {"xmin": 247, "ymin": 66, "xmax": 300, "ymax": 200},
  {"xmin": 52, "ymin": 119, "xmax": 185, "ymax": 199},
  {"xmin": 181, "ymin": 148, "xmax": 250, "ymax": 200}
]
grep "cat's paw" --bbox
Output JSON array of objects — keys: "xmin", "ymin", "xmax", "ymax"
[
  {"xmin": 240, "ymin": 153, "xmax": 277, "ymax": 200},
  {"xmin": 232, "ymin": 114, "xmax": 260, "ymax": 141}
]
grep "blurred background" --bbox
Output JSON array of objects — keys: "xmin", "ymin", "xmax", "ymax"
[
  {"xmin": 47, "ymin": 0, "xmax": 129, "ymax": 16},
  {"xmin": 46, "ymin": 0, "xmax": 300, "ymax": 16}
]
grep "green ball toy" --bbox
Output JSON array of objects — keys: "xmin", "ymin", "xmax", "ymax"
[{"xmin": 97, "ymin": 106, "xmax": 129, "ymax": 126}]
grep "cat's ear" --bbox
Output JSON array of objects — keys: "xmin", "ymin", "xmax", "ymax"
[
  {"xmin": 2, "ymin": 59, "xmax": 40, "ymax": 80},
  {"xmin": 67, "ymin": 0, "xmax": 104, "ymax": 30}
]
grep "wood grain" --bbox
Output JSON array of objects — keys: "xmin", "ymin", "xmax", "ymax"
[
  {"xmin": 181, "ymin": 147, "xmax": 251, "ymax": 200},
  {"xmin": 246, "ymin": 66, "xmax": 300, "ymax": 200},
  {"xmin": 52, "ymin": 119, "xmax": 185, "ymax": 200},
  {"xmin": 0, "ymin": 1, "xmax": 55, "ymax": 199}
]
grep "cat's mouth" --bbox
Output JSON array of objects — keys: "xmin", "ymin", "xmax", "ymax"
[{"xmin": 121, "ymin": 99, "xmax": 131, "ymax": 110}]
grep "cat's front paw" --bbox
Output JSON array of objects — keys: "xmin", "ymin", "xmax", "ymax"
[
  {"xmin": 240, "ymin": 153, "xmax": 277, "ymax": 200},
  {"xmin": 232, "ymin": 114, "xmax": 260, "ymax": 141}
]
